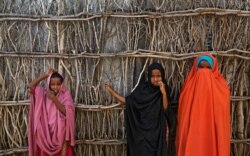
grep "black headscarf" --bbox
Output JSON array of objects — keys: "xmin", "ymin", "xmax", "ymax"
[{"xmin": 125, "ymin": 62, "xmax": 169, "ymax": 156}]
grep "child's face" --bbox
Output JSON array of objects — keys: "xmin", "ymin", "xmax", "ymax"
[
  {"xmin": 150, "ymin": 69, "xmax": 162, "ymax": 87},
  {"xmin": 49, "ymin": 77, "xmax": 63, "ymax": 95}
]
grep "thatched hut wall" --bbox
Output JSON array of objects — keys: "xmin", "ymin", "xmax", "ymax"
[{"xmin": 0, "ymin": 0, "xmax": 250, "ymax": 156}]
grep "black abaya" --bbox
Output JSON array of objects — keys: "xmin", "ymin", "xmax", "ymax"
[{"xmin": 125, "ymin": 81, "xmax": 168, "ymax": 156}]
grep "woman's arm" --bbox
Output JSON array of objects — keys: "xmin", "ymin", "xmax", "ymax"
[
  {"xmin": 47, "ymin": 91, "xmax": 66, "ymax": 115},
  {"xmin": 104, "ymin": 83, "xmax": 126, "ymax": 104},
  {"xmin": 159, "ymin": 81, "xmax": 168, "ymax": 111},
  {"xmin": 27, "ymin": 69, "xmax": 54, "ymax": 91}
]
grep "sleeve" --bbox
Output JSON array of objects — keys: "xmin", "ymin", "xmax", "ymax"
[
  {"xmin": 164, "ymin": 106, "xmax": 177, "ymax": 139},
  {"xmin": 64, "ymin": 92, "xmax": 75, "ymax": 146}
]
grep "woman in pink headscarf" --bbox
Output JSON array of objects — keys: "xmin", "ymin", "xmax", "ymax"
[{"xmin": 28, "ymin": 69, "xmax": 75, "ymax": 156}]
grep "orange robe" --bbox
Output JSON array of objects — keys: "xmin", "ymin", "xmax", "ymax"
[{"xmin": 176, "ymin": 53, "xmax": 230, "ymax": 156}]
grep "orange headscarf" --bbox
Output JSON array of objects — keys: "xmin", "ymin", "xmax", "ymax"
[{"xmin": 176, "ymin": 53, "xmax": 230, "ymax": 156}]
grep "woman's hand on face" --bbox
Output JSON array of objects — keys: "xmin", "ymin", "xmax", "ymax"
[
  {"xmin": 158, "ymin": 81, "xmax": 167, "ymax": 95},
  {"xmin": 47, "ymin": 90, "xmax": 57, "ymax": 101}
]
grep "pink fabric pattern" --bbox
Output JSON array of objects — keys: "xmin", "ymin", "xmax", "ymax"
[{"xmin": 28, "ymin": 74, "xmax": 75, "ymax": 156}]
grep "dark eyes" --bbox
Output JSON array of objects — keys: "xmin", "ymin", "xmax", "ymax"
[
  {"xmin": 151, "ymin": 75, "xmax": 162, "ymax": 78},
  {"xmin": 199, "ymin": 66, "xmax": 211, "ymax": 69}
]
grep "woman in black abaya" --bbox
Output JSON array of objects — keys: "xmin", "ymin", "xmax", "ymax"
[{"xmin": 104, "ymin": 62, "xmax": 175, "ymax": 156}]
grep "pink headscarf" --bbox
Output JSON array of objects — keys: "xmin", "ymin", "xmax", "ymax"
[{"xmin": 28, "ymin": 74, "xmax": 75, "ymax": 156}]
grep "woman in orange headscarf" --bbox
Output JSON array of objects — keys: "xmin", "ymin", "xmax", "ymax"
[{"xmin": 176, "ymin": 53, "xmax": 230, "ymax": 156}]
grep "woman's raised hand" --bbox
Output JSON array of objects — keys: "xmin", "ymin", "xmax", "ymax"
[
  {"xmin": 103, "ymin": 82, "xmax": 114, "ymax": 95},
  {"xmin": 103, "ymin": 82, "xmax": 126, "ymax": 104},
  {"xmin": 46, "ymin": 69, "xmax": 56, "ymax": 76}
]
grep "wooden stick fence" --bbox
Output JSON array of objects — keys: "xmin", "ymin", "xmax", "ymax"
[{"xmin": 0, "ymin": 1, "xmax": 250, "ymax": 155}]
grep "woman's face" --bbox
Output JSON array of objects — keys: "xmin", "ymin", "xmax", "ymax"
[
  {"xmin": 198, "ymin": 60, "xmax": 212, "ymax": 69},
  {"xmin": 49, "ymin": 77, "xmax": 62, "ymax": 95},
  {"xmin": 150, "ymin": 69, "xmax": 162, "ymax": 87}
]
